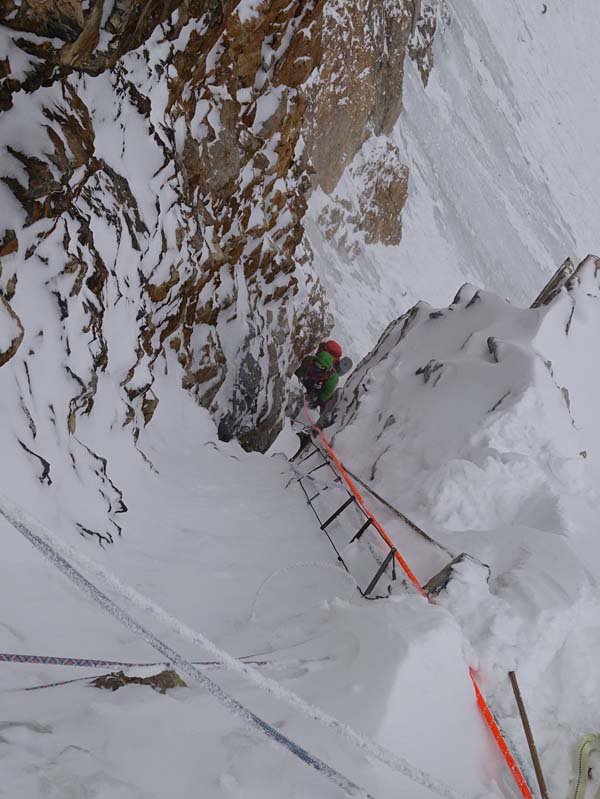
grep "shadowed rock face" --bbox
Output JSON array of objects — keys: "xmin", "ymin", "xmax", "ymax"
[
  {"xmin": 318, "ymin": 138, "xmax": 410, "ymax": 254},
  {"xmin": 0, "ymin": 0, "xmax": 422, "ymax": 452},
  {"xmin": 303, "ymin": 0, "xmax": 414, "ymax": 194},
  {"xmin": 1, "ymin": 0, "xmax": 85, "ymax": 42},
  {"xmin": 1, "ymin": 0, "xmax": 182, "ymax": 65}
]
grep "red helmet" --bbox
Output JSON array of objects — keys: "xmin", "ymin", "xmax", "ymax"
[{"xmin": 320, "ymin": 340, "xmax": 342, "ymax": 360}]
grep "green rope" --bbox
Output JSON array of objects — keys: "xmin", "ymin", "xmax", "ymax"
[{"xmin": 568, "ymin": 734, "xmax": 600, "ymax": 799}]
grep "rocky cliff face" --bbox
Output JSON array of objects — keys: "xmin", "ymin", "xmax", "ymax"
[{"xmin": 0, "ymin": 0, "xmax": 433, "ymax": 456}]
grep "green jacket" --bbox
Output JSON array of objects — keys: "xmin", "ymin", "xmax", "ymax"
[{"xmin": 295, "ymin": 356, "xmax": 339, "ymax": 402}]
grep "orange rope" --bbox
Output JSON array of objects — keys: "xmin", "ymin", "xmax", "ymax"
[
  {"xmin": 470, "ymin": 670, "xmax": 533, "ymax": 799},
  {"xmin": 302, "ymin": 403, "xmax": 533, "ymax": 799}
]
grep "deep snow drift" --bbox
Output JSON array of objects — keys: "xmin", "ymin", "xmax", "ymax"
[{"xmin": 331, "ymin": 254, "xmax": 600, "ymax": 798}]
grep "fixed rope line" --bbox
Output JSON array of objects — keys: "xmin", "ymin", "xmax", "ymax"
[
  {"xmin": 0, "ymin": 651, "xmax": 315, "ymax": 670},
  {"xmin": 0, "ymin": 498, "xmax": 375, "ymax": 799},
  {"xmin": 302, "ymin": 403, "xmax": 534, "ymax": 799},
  {"xmin": 19, "ymin": 674, "xmax": 102, "ymax": 692},
  {"xmin": 0, "ymin": 652, "xmax": 179, "ymax": 668},
  {"xmin": 1, "ymin": 651, "xmax": 334, "ymax": 694},
  {"xmin": 0, "ymin": 495, "xmax": 470, "ymax": 799}
]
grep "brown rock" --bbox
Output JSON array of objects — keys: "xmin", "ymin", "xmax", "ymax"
[
  {"xmin": 408, "ymin": 1, "xmax": 447, "ymax": 87},
  {"xmin": 0, "ymin": 229, "xmax": 18, "ymax": 257},
  {"xmin": 350, "ymin": 143, "xmax": 410, "ymax": 246},
  {"xmin": 0, "ymin": 0, "xmax": 423, "ymax": 452},
  {"xmin": 147, "ymin": 265, "xmax": 181, "ymax": 303},
  {"xmin": 303, "ymin": 0, "xmax": 413, "ymax": 193},
  {"xmin": 142, "ymin": 391, "xmax": 159, "ymax": 426},
  {"xmin": 92, "ymin": 669, "xmax": 187, "ymax": 694},
  {"xmin": 1, "ymin": 0, "xmax": 84, "ymax": 42},
  {"xmin": 318, "ymin": 139, "xmax": 410, "ymax": 250},
  {"xmin": 273, "ymin": 0, "xmax": 325, "ymax": 88},
  {"xmin": 0, "ymin": 294, "xmax": 24, "ymax": 368}
]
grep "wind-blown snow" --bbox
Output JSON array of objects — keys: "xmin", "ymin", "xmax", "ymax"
[{"xmin": 308, "ymin": 0, "xmax": 600, "ymax": 360}]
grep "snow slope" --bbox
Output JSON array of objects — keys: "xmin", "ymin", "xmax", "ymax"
[
  {"xmin": 0, "ymin": 360, "xmax": 503, "ymax": 799},
  {"xmin": 308, "ymin": 0, "xmax": 600, "ymax": 360}
]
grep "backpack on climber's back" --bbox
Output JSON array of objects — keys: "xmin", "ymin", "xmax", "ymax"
[{"xmin": 336, "ymin": 356, "xmax": 353, "ymax": 376}]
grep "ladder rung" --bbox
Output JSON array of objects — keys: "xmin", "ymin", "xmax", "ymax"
[
  {"xmin": 349, "ymin": 517, "xmax": 373, "ymax": 544},
  {"xmin": 320, "ymin": 496, "xmax": 355, "ymax": 530},
  {"xmin": 363, "ymin": 548, "xmax": 396, "ymax": 597}
]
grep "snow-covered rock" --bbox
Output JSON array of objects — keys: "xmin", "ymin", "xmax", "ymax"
[
  {"xmin": 0, "ymin": 290, "xmax": 23, "ymax": 366},
  {"xmin": 0, "ymin": 0, "xmax": 421, "ymax": 453},
  {"xmin": 318, "ymin": 137, "xmax": 410, "ymax": 254}
]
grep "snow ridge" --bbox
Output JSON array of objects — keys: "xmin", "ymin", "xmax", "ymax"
[{"xmin": 330, "ymin": 260, "xmax": 600, "ymax": 797}]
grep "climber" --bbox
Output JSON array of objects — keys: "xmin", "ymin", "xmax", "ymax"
[
  {"xmin": 292, "ymin": 350, "xmax": 339, "ymax": 459},
  {"xmin": 294, "ymin": 340, "xmax": 352, "ymax": 427},
  {"xmin": 291, "ymin": 342, "xmax": 352, "ymax": 459},
  {"xmin": 295, "ymin": 349, "xmax": 339, "ymax": 417}
]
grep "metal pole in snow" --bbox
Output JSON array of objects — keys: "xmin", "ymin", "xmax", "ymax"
[{"xmin": 508, "ymin": 671, "xmax": 551, "ymax": 799}]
